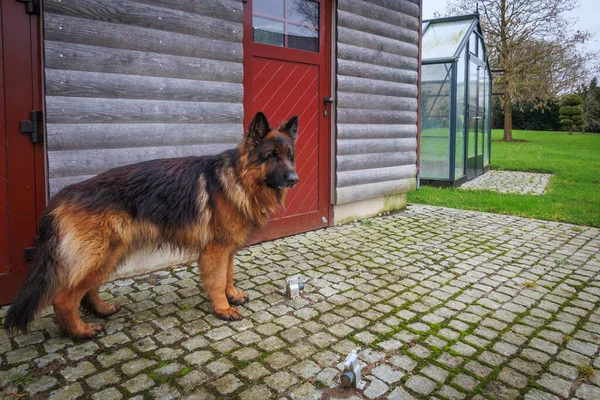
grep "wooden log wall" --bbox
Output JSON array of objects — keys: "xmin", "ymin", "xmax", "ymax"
[
  {"xmin": 43, "ymin": 0, "xmax": 244, "ymax": 196},
  {"xmin": 336, "ymin": 0, "xmax": 420, "ymax": 204}
]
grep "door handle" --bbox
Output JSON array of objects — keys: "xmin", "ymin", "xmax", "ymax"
[{"xmin": 323, "ymin": 97, "xmax": 335, "ymax": 105}]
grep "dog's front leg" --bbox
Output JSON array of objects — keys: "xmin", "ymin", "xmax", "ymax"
[
  {"xmin": 226, "ymin": 251, "xmax": 249, "ymax": 306},
  {"xmin": 200, "ymin": 243, "xmax": 243, "ymax": 321}
]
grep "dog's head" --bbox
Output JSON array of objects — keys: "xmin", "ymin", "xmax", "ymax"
[{"xmin": 244, "ymin": 111, "xmax": 299, "ymax": 189}]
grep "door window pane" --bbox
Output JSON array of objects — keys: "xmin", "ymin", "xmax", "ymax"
[
  {"xmin": 253, "ymin": 17, "xmax": 284, "ymax": 47},
  {"xmin": 254, "ymin": 0, "xmax": 284, "ymax": 17},
  {"xmin": 287, "ymin": 17, "xmax": 318, "ymax": 52},
  {"xmin": 469, "ymin": 60, "xmax": 478, "ymax": 108},
  {"xmin": 253, "ymin": 0, "xmax": 319, "ymax": 52}
]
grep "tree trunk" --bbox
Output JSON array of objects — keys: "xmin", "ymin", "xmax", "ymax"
[
  {"xmin": 569, "ymin": 126, "xmax": 573, "ymax": 135},
  {"xmin": 503, "ymin": 92, "xmax": 513, "ymax": 141}
]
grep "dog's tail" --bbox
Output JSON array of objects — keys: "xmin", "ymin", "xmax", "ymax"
[{"xmin": 4, "ymin": 212, "xmax": 63, "ymax": 334}]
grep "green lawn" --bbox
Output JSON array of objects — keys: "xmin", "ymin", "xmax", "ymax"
[{"xmin": 408, "ymin": 129, "xmax": 600, "ymax": 227}]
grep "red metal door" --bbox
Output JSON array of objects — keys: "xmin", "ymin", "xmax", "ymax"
[
  {"xmin": 0, "ymin": 0, "xmax": 45, "ymax": 305},
  {"xmin": 244, "ymin": 0, "xmax": 332, "ymax": 241}
]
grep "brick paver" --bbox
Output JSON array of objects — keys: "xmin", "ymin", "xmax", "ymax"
[
  {"xmin": 459, "ymin": 170, "xmax": 552, "ymax": 195},
  {"xmin": 1, "ymin": 205, "xmax": 599, "ymax": 399}
]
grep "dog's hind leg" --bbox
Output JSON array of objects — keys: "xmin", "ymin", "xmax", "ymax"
[
  {"xmin": 225, "ymin": 251, "xmax": 249, "ymax": 306},
  {"xmin": 200, "ymin": 244, "xmax": 243, "ymax": 321},
  {"xmin": 53, "ymin": 272, "xmax": 106, "ymax": 341},
  {"xmin": 54, "ymin": 244, "xmax": 124, "ymax": 340},
  {"xmin": 81, "ymin": 284, "xmax": 121, "ymax": 318}
]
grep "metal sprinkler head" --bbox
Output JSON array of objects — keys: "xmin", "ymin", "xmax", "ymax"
[
  {"xmin": 285, "ymin": 275, "xmax": 304, "ymax": 298},
  {"xmin": 341, "ymin": 347, "xmax": 362, "ymax": 388}
]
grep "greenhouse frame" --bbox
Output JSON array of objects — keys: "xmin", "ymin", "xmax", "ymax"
[{"xmin": 420, "ymin": 14, "xmax": 492, "ymax": 186}]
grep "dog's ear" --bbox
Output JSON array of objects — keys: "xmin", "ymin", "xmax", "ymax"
[
  {"xmin": 279, "ymin": 116, "xmax": 298, "ymax": 140},
  {"xmin": 246, "ymin": 111, "xmax": 271, "ymax": 146}
]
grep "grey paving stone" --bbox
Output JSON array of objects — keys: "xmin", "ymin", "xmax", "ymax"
[
  {"xmin": 452, "ymin": 373, "xmax": 479, "ymax": 391},
  {"xmin": 437, "ymin": 385, "xmax": 467, "ymax": 400},
  {"xmin": 537, "ymin": 373, "xmax": 572, "ymax": 398},
  {"xmin": 548, "ymin": 361, "xmax": 578, "ymax": 380},
  {"xmin": 388, "ymin": 387, "xmax": 417, "ymax": 400},
  {"xmin": 205, "ymin": 357, "xmax": 233, "ymax": 377},
  {"xmin": 264, "ymin": 371, "xmax": 298, "ymax": 393},
  {"xmin": 61, "ymin": 361, "xmax": 97, "ymax": 381},
  {"xmin": 6, "ymin": 346, "xmax": 39, "ymax": 364},
  {"xmin": 121, "ymin": 358, "xmax": 157, "ymax": 376},
  {"xmin": 364, "ymin": 378, "xmax": 389, "ymax": 399},
  {"xmin": 264, "ymin": 352, "xmax": 296, "ymax": 370},
  {"xmin": 315, "ymin": 367, "xmax": 339, "ymax": 387},
  {"xmin": 49, "ymin": 383, "xmax": 84, "ymax": 400},
  {"xmin": 483, "ymin": 381, "xmax": 520, "ymax": 400},
  {"xmin": 24, "ymin": 375, "xmax": 58, "ymax": 394},
  {"xmin": 177, "ymin": 370, "xmax": 209, "ymax": 392},
  {"xmin": 122, "ymin": 374, "xmax": 155, "ymax": 394},
  {"xmin": 239, "ymin": 384, "xmax": 274, "ymax": 400},
  {"xmin": 405, "ymin": 375, "xmax": 437, "ymax": 396},
  {"xmin": 576, "ymin": 383, "xmax": 600, "ymax": 400},
  {"xmin": 86, "ymin": 369, "xmax": 121, "ymax": 389},
  {"xmin": 524, "ymin": 388, "xmax": 560, "ymax": 400},
  {"xmin": 567, "ymin": 339, "xmax": 598, "ymax": 356},
  {"xmin": 149, "ymin": 384, "xmax": 180, "ymax": 400},
  {"xmin": 240, "ymin": 362, "xmax": 271, "ymax": 380},
  {"xmin": 289, "ymin": 382, "xmax": 321, "ymax": 400},
  {"xmin": 212, "ymin": 374, "xmax": 242, "ymax": 395},
  {"xmin": 291, "ymin": 359, "xmax": 321, "ymax": 378},
  {"xmin": 421, "ymin": 364, "xmax": 449, "ymax": 383},
  {"xmin": 90, "ymin": 387, "xmax": 123, "ymax": 400},
  {"xmin": 371, "ymin": 364, "xmax": 404, "ymax": 384},
  {"xmin": 498, "ymin": 366, "xmax": 529, "ymax": 389}
]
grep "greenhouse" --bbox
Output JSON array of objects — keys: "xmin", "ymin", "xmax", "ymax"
[{"xmin": 420, "ymin": 14, "xmax": 492, "ymax": 186}]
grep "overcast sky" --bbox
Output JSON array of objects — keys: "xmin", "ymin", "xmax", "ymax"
[{"xmin": 422, "ymin": 0, "xmax": 600, "ymax": 56}]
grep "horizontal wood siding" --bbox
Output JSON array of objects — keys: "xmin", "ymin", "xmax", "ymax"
[
  {"xmin": 44, "ymin": 0, "xmax": 243, "ymax": 196},
  {"xmin": 336, "ymin": 0, "xmax": 419, "ymax": 204}
]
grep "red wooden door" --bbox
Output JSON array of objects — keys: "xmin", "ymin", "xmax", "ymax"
[
  {"xmin": 244, "ymin": 0, "xmax": 332, "ymax": 241},
  {"xmin": 0, "ymin": 0, "xmax": 45, "ymax": 305}
]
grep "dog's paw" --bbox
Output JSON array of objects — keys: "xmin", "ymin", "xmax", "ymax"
[
  {"xmin": 215, "ymin": 307, "xmax": 243, "ymax": 321},
  {"xmin": 95, "ymin": 302, "xmax": 121, "ymax": 318},
  {"xmin": 71, "ymin": 323, "xmax": 104, "ymax": 341},
  {"xmin": 227, "ymin": 290, "xmax": 249, "ymax": 306}
]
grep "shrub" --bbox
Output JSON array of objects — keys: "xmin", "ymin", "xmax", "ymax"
[{"xmin": 559, "ymin": 94, "xmax": 583, "ymax": 135}]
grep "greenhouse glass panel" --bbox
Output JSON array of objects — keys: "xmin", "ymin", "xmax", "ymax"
[
  {"xmin": 455, "ymin": 49, "xmax": 467, "ymax": 179},
  {"xmin": 484, "ymin": 71, "xmax": 491, "ymax": 165},
  {"xmin": 421, "ymin": 63, "xmax": 453, "ymax": 179},
  {"xmin": 422, "ymin": 20, "xmax": 472, "ymax": 60},
  {"xmin": 478, "ymin": 37, "xmax": 485, "ymax": 61},
  {"xmin": 469, "ymin": 32, "xmax": 477, "ymax": 55},
  {"xmin": 468, "ymin": 60, "xmax": 478, "ymax": 160}
]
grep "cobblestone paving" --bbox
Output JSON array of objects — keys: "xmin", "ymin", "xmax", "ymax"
[
  {"xmin": 1, "ymin": 204, "xmax": 599, "ymax": 400},
  {"xmin": 459, "ymin": 171, "xmax": 552, "ymax": 195}
]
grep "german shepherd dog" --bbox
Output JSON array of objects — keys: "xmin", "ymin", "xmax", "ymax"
[{"xmin": 4, "ymin": 112, "xmax": 299, "ymax": 340}]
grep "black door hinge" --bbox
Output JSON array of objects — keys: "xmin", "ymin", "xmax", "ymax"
[
  {"xmin": 24, "ymin": 236, "xmax": 40, "ymax": 261},
  {"xmin": 17, "ymin": 0, "xmax": 40, "ymax": 15},
  {"xmin": 20, "ymin": 110, "xmax": 44, "ymax": 144}
]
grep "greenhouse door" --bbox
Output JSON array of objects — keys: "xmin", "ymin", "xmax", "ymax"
[
  {"xmin": 243, "ymin": 0, "xmax": 332, "ymax": 241},
  {"xmin": 467, "ymin": 58, "xmax": 485, "ymax": 179}
]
